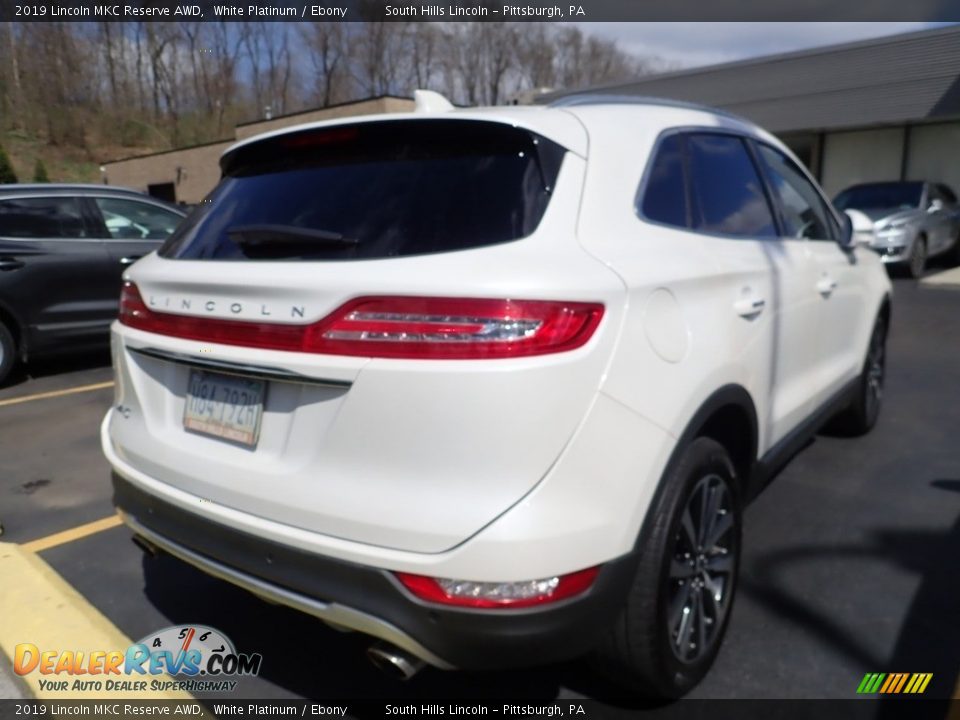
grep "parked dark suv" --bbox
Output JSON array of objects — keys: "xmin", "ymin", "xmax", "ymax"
[{"xmin": 0, "ymin": 184, "xmax": 186, "ymax": 384}]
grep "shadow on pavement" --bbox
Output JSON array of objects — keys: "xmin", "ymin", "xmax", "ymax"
[
  {"xmin": 739, "ymin": 478, "xmax": 960, "ymax": 700},
  {"xmin": 2, "ymin": 348, "xmax": 112, "ymax": 390},
  {"xmin": 880, "ymin": 480, "xmax": 960, "ymax": 698}
]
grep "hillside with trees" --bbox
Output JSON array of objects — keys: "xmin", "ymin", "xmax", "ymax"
[{"xmin": 0, "ymin": 21, "xmax": 664, "ymax": 182}]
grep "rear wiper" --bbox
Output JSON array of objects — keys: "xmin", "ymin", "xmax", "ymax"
[{"xmin": 227, "ymin": 224, "xmax": 358, "ymax": 248}]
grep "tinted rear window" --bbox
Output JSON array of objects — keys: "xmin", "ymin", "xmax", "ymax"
[
  {"xmin": 0, "ymin": 196, "xmax": 88, "ymax": 239},
  {"xmin": 160, "ymin": 120, "xmax": 566, "ymax": 261},
  {"xmin": 641, "ymin": 134, "xmax": 688, "ymax": 228}
]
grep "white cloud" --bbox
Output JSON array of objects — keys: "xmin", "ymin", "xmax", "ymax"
[{"xmin": 581, "ymin": 22, "xmax": 950, "ymax": 70}]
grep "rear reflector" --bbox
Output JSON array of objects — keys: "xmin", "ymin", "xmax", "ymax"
[
  {"xmin": 119, "ymin": 283, "xmax": 603, "ymax": 359},
  {"xmin": 394, "ymin": 567, "xmax": 599, "ymax": 609}
]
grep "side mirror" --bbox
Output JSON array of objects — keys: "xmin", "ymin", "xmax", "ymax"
[
  {"xmin": 840, "ymin": 209, "xmax": 875, "ymax": 250},
  {"xmin": 839, "ymin": 212, "xmax": 854, "ymax": 249},
  {"xmin": 928, "ymin": 198, "xmax": 944, "ymax": 213}
]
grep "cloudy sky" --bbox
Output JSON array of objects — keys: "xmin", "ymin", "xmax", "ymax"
[{"xmin": 584, "ymin": 22, "xmax": 955, "ymax": 70}]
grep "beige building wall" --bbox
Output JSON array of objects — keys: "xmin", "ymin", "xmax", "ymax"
[
  {"xmin": 103, "ymin": 96, "xmax": 415, "ymax": 205},
  {"xmin": 820, "ymin": 127, "xmax": 906, "ymax": 197},
  {"xmin": 103, "ymin": 140, "xmax": 233, "ymax": 205}
]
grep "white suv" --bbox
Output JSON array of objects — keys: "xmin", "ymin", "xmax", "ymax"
[{"xmin": 102, "ymin": 95, "xmax": 891, "ymax": 696}]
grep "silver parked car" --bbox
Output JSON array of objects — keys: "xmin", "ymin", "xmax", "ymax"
[{"xmin": 833, "ymin": 181, "xmax": 960, "ymax": 278}]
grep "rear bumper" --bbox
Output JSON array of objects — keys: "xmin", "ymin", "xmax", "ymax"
[{"xmin": 112, "ymin": 473, "xmax": 639, "ymax": 670}]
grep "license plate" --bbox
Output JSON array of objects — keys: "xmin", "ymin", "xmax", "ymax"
[{"xmin": 183, "ymin": 370, "xmax": 265, "ymax": 448}]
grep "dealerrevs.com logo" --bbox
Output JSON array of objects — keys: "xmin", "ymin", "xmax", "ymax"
[{"xmin": 13, "ymin": 625, "xmax": 262, "ymax": 693}]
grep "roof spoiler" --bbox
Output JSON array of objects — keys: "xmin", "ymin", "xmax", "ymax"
[{"xmin": 413, "ymin": 89, "xmax": 455, "ymax": 113}]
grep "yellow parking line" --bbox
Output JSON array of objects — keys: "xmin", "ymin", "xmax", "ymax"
[
  {"xmin": 0, "ymin": 381, "xmax": 113, "ymax": 408},
  {"xmin": 22, "ymin": 515, "xmax": 124, "ymax": 553},
  {"xmin": 0, "ymin": 542, "xmax": 192, "ymax": 700}
]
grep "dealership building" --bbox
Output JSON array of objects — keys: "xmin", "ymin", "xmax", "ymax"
[
  {"xmin": 544, "ymin": 24, "xmax": 960, "ymax": 197},
  {"xmin": 105, "ymin": 26, "xmax": 960, "ymax": 204}
]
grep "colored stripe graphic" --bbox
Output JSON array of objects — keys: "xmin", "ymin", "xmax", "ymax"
[
  {"xmin": 870, "ymin": 674, "xmax": 887, "ymax": 693},
  {"xmin": 893, "ymin": 673, "xmax": 909, "ymax": 693},
  {"xmin": 879, "ymin": 674, "xmax": 896, "ymax": 693},
  {"xmin": 858, "ymin": 672, "xmax": 932, "ymax": 694}
]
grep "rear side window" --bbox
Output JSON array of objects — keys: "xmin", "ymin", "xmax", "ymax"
[
  {"xmin": 641, "ymin": 134, "xmax": 687, "ymax": 228},
  {"xmin": 0, "ymin": 196, "xmax": 88, "ymax": 239},
  {"xmin": 94, "ymin": 197, "xmax": 182, "ymax": 240},
  {"xmin": 161, "ymin": 120, "xmax": 566, "ymax": 261},
  {"xmin": 686, "ymin": 134, "xmax": 776, "ymax": 238}
]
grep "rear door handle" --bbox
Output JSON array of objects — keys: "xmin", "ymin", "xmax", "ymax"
[
  {"xmin": 733, "ymin": 296, "xmax": 766, "ymax": 317},
  {"xmin": 119, "ymin": 256, "xmax": 142, "ymax": 266},
  {"xmin": 817, "ymin": 276, "xmax": 838, "ymax": 296},
  {"xmin": 0, "ymin": 257, "xmax": 25, "ymax": 271}
]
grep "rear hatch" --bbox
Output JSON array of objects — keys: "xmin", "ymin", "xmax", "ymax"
[{"xmin": 107, "ymin": 115, "xmax": 624, "ymax": 553}]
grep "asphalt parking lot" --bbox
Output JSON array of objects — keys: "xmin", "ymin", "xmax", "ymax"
[{"xmin": 1, "ymin": 276, "xmax": 959, "ymax": 705}]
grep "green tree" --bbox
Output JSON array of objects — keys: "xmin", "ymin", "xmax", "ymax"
[
  {"xmin": 0, "ymin": 145, "xmax": 17, "ymax": 184},
  {"xmin": 33, "ymin": 158, "xmax": 49, "ymax": 182}
]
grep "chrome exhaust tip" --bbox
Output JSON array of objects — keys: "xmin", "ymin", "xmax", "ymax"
[
  {"xmin": 367, "ymin": 642, "xmax": 426, "ymax": 681},
  {"xmin": 131, "ymin": 534, "xmax": 160, "ymax": 558}
]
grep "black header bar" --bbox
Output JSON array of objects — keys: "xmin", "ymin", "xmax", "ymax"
[{"xmin": 2, "ymin": 0, "xmax": 960, "ymax": 22}]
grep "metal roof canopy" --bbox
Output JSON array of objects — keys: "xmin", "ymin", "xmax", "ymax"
[{"xmin": 542, "ymin": 25, "xmax": 960, "ymax": 134}]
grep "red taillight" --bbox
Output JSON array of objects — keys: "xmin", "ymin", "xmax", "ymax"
[
  {"xmin": 118, "ymin": 282, "xmax": 603, "ymax": 359},
  {"xmin": 394, "ymin": 567, "xmax": 600, "ymax": 609}
]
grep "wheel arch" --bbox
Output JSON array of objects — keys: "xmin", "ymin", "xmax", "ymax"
[
  {"xmin": 632, "ymin": 384, "xmax": 758, "ymax": 552},
  {"xmin": 878, "ymin": 293, "xmax": 892, "ymax": 328},
  {"xmin": 0, "ymin": 299, "xmax": 25, "ymax": 360},
  {"xmin": 677, "ymin": 385, "xmax": 758, "ymax": 495}
]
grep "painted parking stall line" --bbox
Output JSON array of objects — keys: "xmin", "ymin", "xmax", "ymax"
[
  {"xmin": 0, "ymin": 543, "xmax": 192, "ymax": 700},
  {"xmin": 0, "ymin": 382, "xmax": 113, "ymax": 409},
  {"xmin": 22, "ymin": 516, "xmax": 124, "ymax": 553}
]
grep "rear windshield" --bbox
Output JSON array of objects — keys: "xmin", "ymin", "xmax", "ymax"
[{"xmin": 160, "ymin": 120, "xmax": 566, "ymax": 261}]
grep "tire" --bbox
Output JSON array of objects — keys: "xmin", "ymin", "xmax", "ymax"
[
  {"xmin": 828, "ymin": 314, "xmax": 887, "ymax": 436},
  {"xmin": 907, "ymin": 236, "xmax": 927, "ymax": 279},
  {"xmin": 592, "ymin": 437, "xmax": 742, "ymax": 698},
  {"xmin": 0, "ymin": 321, "xmax": 15, "ymax": 386}
]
